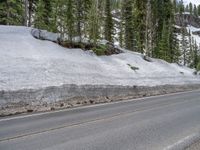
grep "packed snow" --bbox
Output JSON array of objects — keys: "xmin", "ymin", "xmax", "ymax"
[
  {"xmin": 187, "ymin": 25, "xmax": 200, "ymax": 44},
  {"xmin": 0, "ymin": 25, "xmax": 199, "ymax": 91}
]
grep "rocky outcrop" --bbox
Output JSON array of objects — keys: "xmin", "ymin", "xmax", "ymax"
[
  {"xmin": 175, "ymin": 13, "xmax": 200, "ymax": 28},
  {"xmin": 31, "ymin": 29, "xmax": 60, "ymax": 42}
]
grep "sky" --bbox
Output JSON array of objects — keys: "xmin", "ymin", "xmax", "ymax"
[{"xmin": 183, "ymin": 0, "xmax": 200, "ymax": 5}]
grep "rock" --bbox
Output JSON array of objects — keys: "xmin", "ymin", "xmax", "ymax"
[
  {"xmin": 192, "ymin": 30, "xmax": 200, "ymax": 36},
  {"xmin": 175, "ymin": 13, "xmax": 200, "ymax": 28},
  {"xmin": 142, "ymin": 55, "xmax": 153, "ymax": 62},
  {"xmin": 31, "ymin": 29, "xmax": 60, "ymax": 43}
]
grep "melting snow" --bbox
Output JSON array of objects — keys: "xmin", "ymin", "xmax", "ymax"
[{"xmin": 0, "ymin": 25, "xmax": 199, "ymax": 91}]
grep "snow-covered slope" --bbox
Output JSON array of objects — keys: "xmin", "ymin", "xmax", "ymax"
[
  {"xmin": 0, "ymin": 25, "xmax": 199, "ymax": 91},
  {"xmin": 187, "ymin": 25, "xmax": 200, "ymax": 44}
]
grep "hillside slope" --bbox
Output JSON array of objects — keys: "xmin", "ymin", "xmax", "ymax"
[{"xmin": 0, "ymin": 25, "xmax": 199, "ymax": 91}]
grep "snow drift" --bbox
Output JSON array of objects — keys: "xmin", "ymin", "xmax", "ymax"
[{"xmin": 0, "ymin": 25, "xmax": 200, "ymax": 92}]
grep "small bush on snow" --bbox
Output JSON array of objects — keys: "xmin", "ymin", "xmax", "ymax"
[{"xmin": 127, "ymin": 64, "xmax": 139, "ymax": 71}]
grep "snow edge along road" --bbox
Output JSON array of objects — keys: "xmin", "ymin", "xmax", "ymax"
[{"xmin": 1, "ymin": 84, "xmax": 200, "ymax": 117}]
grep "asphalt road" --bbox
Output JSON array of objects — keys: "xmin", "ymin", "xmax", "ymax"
[{"xmin": 1, "ymin": 90, "xmax": 200, "ymax": 150}]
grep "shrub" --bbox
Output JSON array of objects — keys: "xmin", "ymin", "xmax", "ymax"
[{"xmin": 92, "ymin": 44, "xmax": 107, "ymax": 56}]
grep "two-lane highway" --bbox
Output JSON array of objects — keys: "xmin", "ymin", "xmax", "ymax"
[{"xmin": 1, "ymin": 90, "xmax": 200, "ymax": 150}]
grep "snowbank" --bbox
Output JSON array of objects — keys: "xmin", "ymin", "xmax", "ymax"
[
  {"xmin": 0, "ymin": 25, "xmax": 199, "ymax": 92},
  {"xmin": 186, "ymin": 25, "xmax": 200, "ymax": 45}
]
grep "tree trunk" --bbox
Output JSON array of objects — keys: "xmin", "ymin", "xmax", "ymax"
[{"xmin": 24, "ymin": 0, "xmax": 28, "ymax": 26}]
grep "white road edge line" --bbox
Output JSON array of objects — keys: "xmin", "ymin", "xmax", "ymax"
[
  {"xmin": 0, "ymin": 89, "xmax": 199, "ymax": 122},
  {"xmin": 164, "ymin": 132, "xmax": 200, "ymax": 150}
]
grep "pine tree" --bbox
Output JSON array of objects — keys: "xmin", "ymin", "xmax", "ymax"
[
  {"xmin": 173, "ymin": 0, "xmax": 178, "ymax": 13},
  {"xmin": 34, "ymin": 0, "xmax": 46, "ymax": 30},
  {"xmin": 66, "ymin": 0, "xmax": 75, "ymax": 43},
  {"xmin": 193, "ymin": 40, "xmax": 198, "ymax": 69},
  {"xmin": 0, "ymin": 0, "xmax": 23, "ymax": 25},
  {"xmin": 185, "ymin": 4, "xmax": 189, "ymax": 12},
  {"xmin": 104, "ymin": 0, "xmax": 114, "ymax": 42},
  {"xmin": 75, "ymin": 0, "xmax": 83, "ymax": 43},
  {"xmin": 170, "ymin": 0, "xmax": 180, "ymax": 63},
  {"xmin": 180, "ymin": 27, "xmax": 189, "ymax": 66},
  {"xmin": 198, "ymin": 5, "xmax": 200, "ymax": 16},
  {"xmin": 118, "ymin": 1, "xmax": 124, "ymax": 47},
  {"xmin": 134, "ymin": 0, "xmax": 147, "ymax": 53},
  {"xmin": 73, "ymin": 0, "xmax": 92, "ymax": 43},
  {"xmin": 88, "ymin": 0, "xmax": 100, "ymax": 45},
  {"xmin": 189, "ymin": 2, "xmax": 193, "ymax": 14},
  {"xmin": 34, "ymin": 0, "xmax": 54, "ymax": 31},
  {"xmin": 82, "ymin": 0, "xmax": 92, "ymax": 39},
  {"xmin": 158, "ymin": 21, "xmax": 170, "ymax": 61},
  {"xmin": 193, "ymin": 4, "xmax": 198, "ymax": 17},
  {"xmin": 122, "ymin": 0, "xmax": 135, "ymax": 51}
]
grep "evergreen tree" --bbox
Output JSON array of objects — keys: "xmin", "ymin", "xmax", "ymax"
[
  {"xmin": 173, "ymin": 0, "xmax": 178, "ymax": 13},
  {"xmin": 74, "ymin": 0, "xmax": 92, "ymax": 43},
  {"xmin": 193, "ymin": 40, "xmax": 198, "ymax": 69},
  {"xmin": 169, "ymin": 16, "xmax": 180, "ymax": 62},
  {"xmin": 75, "ymin": 0, "xmax": 83, "ymax": 43},
  {"xmin": 189, "ymin": 2, "xmax": 193, "ymax": 14},
  {"xmin": 193, "ymin": 4, "xmax": 198, "ymax": 17},
  {"xmin": 178, "ymin": 0, "xmax": 184, "ymax": 14},
  {"xmin": 104, "ymin": 0, "xmax": 114, "ymax": 42},
  {"xmin": 198, "ymin": 5, "xmax": 200, "ymax": 16},
  {"xmin": 118, "ymin": 1, "xmax": 124, "ymax": 47},
  {"xmin": 34, "ymin": 0, "xmax": 46, "ymax": 30},
  {"xmin": 134, "ymin": 0, "xmax": 147, "ymax": 53},
  {"xmin": 66, "ymin": 0, "xmax": 75, "ymax": 42},
  {"xmin": 180, "ymin": 27, "xmax": 189, "ymax": 66},
  {"xmin": 122, "ymin": 0, "xmax": 135, "ymax": 51},
  {"xmin": 0, "ymin": 0, "xmax": 23, "ymax": 25},
  {"xmin": 185, "ymin": 4, "xmax": 189, "ymax": 12},
  {"xmin": 88, "ymin": 0, "xmax": 100, "ymax": 45},
  {"xmin": 158, "ymin": 21, "xmax": 170, "ymax": 61}
]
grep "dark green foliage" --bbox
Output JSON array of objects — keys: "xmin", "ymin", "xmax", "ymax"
[
  {"xmin": 189, "ymin": 2, "xmax": 193, "ymax": 14},
  {"xmin": 34, "ymin": 0, "xmax": 46, "ymax": 29},
  {"xmin": 192, "ymin": 41, "xmax": 198, "ymax": 69},
  {"xmin": 88, "ymin": 0, "xmax": 100, "ymax": 45},
  {"xmin": 193, "ymin": 5, "xmax": 198, "ymax": 17},
  {"xmin": 134, "ymin": 0, "xmax": 147, "ymax": 53},
  {"xmin": 92, "ymin": 45, "xmax": 107, "ymax": 56},
  {"xmin": 198, "ymin": 5, "xmax": 200, "ymax": 16},
  {"xmin": 0, "ymin": 0, "xmax": 23, "ymax": 25},
  {"xmin": 157, "ymin": 21, "xmax": 170, "ymax": 61},
  {"xmin": 104, "ymin": 0, "xmax": 114, "ymax": 42},
  {"xmin": 66, "ymin": 0, "xmax": 75, "ymax": 42},
  {"xmin": 122, "ymin": 0, "xmax": 135, "ymax": 51}
]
